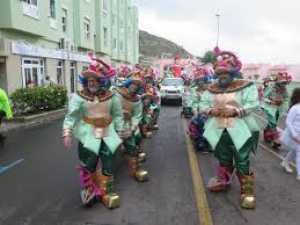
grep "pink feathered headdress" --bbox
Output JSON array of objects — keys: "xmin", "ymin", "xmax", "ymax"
[
  {"xmin": 81, "ymin": 52, "xmax": 116, "ymax": 79},
  {"xmin": 214, "ymin": 51, "xmax": 242, "ymax": 76}
]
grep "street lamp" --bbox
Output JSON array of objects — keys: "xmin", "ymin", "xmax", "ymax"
[{"xmin": 216, "ymin": 13, "xmax": 220, "ymax": 47}]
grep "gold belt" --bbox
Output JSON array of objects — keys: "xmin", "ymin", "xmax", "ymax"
[{"xmin": 83, "ymin": 116, "xmax": 112, "ymax": 128}]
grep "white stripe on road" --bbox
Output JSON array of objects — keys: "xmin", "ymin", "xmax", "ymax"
[{"xmin": 0, "ymin": 159, "xmax": 24, "ymax": 175}]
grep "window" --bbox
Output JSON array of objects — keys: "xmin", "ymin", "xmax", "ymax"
[
  {"xmin": 49, "ymin": 0, "xmax": 56, "ymax": 18},
  {"xmin": 22, "ymin": 58, "xmax": 45, "ymax": 88},
  {"xmin": 161, "ymin": 78, "xmax": 184, "ymax": 87},
  {"xmin": 112, "ymin": 14, "xmax": 116, "ymax": 25},
  {"xmin": 70, "ymin": 62, "xmax": 77, "ymax": 93},
  {"xmin": 56, "ymin": 60, "xmax": 64, "ymax": 85},
  {"xmin": 103, "ymin": 27, "xmax": 108, "ymax": 47},
  {"xmin": 113, "ymin": 38, "xmax": 117, "ymax": 50},
  {"xmin": 84, "ymin": 18, "xmax": 91, "ymax": 40},
  {"xmin": 120, "ymin": 41, "xmax": 124, "ymax": 52},
  {"xmin": 103, "ymin": 0, "xmax": 108, "ymax": 12},
  {"xmin": 22, "ymin": 0, "xmax": 37, "ymax": 6},
  {"xmin": 62, "ymin": 9, "xmax": 67, "ymax": 32},
  {"xmin": 22, "ymin": 0, "xmax": 38, "ymax": 18}
]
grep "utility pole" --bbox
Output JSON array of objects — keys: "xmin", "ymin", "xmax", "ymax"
[{"xmin": 216, "ymin": 13, "xmax": 220, "ymax": 47}]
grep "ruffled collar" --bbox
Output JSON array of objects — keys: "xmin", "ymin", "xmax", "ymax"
[{"xmin": 207, "ymin": 80, "xmax": 253, "ymax": 94}]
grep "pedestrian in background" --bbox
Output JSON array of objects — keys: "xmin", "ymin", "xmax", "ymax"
[
  {"xmin": 280, "ymin": 87, "xmax": 300, "ymax": 180},
  {"xmin": 0, "ymin": 88, "xmax": 13, "ymax": 144}
]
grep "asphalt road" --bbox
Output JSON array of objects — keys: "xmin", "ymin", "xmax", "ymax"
[
  {"xmin": 0, "ymin": 105, "xmax": 198, "ymax": 225},
  {"xmin": 1, "ymin": 105, "xmax": 300, "ymax": 225}
]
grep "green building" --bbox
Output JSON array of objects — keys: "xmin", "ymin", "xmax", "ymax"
[{"xmin": 0, "ymin": 0, "xmax": 139, "ymax": 94}]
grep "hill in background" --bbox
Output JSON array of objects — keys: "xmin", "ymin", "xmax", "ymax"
[{"xmin": 139, "ymin": 30, "xmax": 192, "ymax": 59}]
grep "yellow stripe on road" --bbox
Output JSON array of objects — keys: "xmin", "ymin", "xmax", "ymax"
[{"xmin": 182, "ymin": 120, "xmax": 214, "ymax": 225}]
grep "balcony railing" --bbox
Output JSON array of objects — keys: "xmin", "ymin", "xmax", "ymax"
[{"xmin": 22, "ymin": 2, "xmax": 39, "ymax": 19}]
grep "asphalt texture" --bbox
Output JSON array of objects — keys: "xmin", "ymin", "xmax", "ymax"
[
  {"xmin": 1, "ymin": 104, "xmax": 300, "ymax": 225},
  {"xmin": 0, "ymin": 105, "xmax": 198, "ymax": 225}
]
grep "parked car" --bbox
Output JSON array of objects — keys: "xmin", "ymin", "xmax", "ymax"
[{"xmin": 160, "ymin": 78, "xmax": 184, "ymax": 104}]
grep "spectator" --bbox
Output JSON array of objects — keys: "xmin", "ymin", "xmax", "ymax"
[
  {"xmin": 0, "ymin": 88, "xmax": 13, "ymax": 144},
  {"xmin": 280, "ymin": 88, "xmax": 300, "ymax": 180}
]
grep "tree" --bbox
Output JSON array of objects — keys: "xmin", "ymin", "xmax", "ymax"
[{"xmin": 200, "ymin": 51, "xmax": 217, "ymax": 65}]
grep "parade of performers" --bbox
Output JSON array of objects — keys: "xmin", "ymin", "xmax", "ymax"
[
  {"xmin": 62, "ymin": 47, "xmax": 295, "ymax": 210},
  {"xmin": 63, "ymin": 53, "xmax": 162, "ymax": 208},
  {"xmin": 262, "ymin": 71, "xmax": 291, "ymax": 149}
]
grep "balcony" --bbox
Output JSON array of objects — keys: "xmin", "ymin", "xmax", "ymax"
[{"xmin": 22, "ymin": 2, "xmax": 39, "ymax": 20}]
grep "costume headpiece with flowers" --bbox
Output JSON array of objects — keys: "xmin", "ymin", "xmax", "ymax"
[
  {"xmin": 144, "ymin": 66, "xmax": 157, "ymax": 85},
  {"xmin": 267, "ymin": 71, "xmax": 292, "ymax": 85},
  {"xmin": 214, "ymin": 50, "xmax": 242, "ymax": 78},
  {"xmin": 79, "ymin": 52, "xmax": 116, "ymax": 87},
  {"xmin": 119, "ymin": 64, "xmax": 132, "ymax": 78},
  {"xmin": 192, "ymin": 64, "xmax": 213, "ymax": 84},
  {"xmin": 122, "ymin": 70, "xmax": 145, "ymax": 93}
]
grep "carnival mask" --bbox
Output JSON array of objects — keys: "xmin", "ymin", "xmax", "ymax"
[
  {"xmin": 128, "ymin": 83, "xmax": 139, "ymax": 95},
  {"xmin": 87, "ymin": 77, "xmax": 100, "ymax": 94},
  {"xmin": 218, "ymin": 73, "xmax": 233, "ymax": 89}
]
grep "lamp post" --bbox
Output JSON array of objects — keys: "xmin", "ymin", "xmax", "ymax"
[{"xmin": 216, "ymin": 13, "xmax": 220, "ymax": 47}]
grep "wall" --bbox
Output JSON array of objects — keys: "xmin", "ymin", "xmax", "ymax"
[{"xmin": 6, "ymin": 55, "xmax": 22, "ymax": 94}]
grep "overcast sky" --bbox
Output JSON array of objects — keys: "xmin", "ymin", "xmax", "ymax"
[{"xmin": 137, "ymin": 0, "xmax": 300, "ymax": 64}]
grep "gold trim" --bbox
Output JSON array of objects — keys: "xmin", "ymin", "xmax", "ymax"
[
  {"xmin": 208, "ymin": 80, "xmax": 252, "ymax": 94},
  {"xmin": 83, "ymin": 116, "xmax": 113, "ymax": 128},
  {"xmin": 78, "ymin": 90, "xmax": 114, "ymax": 102},
  {"xmin": 116, "ymin": 87, "xmax": 140, "ymax": 102}
]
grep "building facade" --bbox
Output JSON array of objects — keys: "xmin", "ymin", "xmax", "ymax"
[
  {"xmin": 0, "ymin": 0, "xmax": 139, "ymax": 94},
  {"xmin": 242, "ymin": 64, "xmax": 300, "ymax": 81}
]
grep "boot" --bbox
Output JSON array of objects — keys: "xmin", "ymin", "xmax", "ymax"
[
  {"xmin": 137, "ymin": 146, "xmax": 147, "ymax": 163},
  {"xmin": 153, "ymin": 124, "xmax": 159, "ymax": 130},
  {"xmin": 141, "ymin": 125, "xmax": 152, "ymax": 138},
  {"xmin": 271, "ymin": 128, "xmax": 281, "ymax": 149},
  {"xmin": 78, "ymin": 166, "xmax": 99, "ymax": 207},
  {"xmin": 263, "ymin": 129, "xmax": 272, "ymax": 143},
  {"xmin": 92, "ymin": 171, "xmax": 120, "ymax": 209},
  {"xmin": 207, "ymin": 166, "xmax": 233, "ymax": 192},
  {"xmin": 127, "ymin": 157, "xmax": 149, "ymax": 182},
  {"xmin": 237, "ymin": 173, "xmax": 256, "ymax": 209}
]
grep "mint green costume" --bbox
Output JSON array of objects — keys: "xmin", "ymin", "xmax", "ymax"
[
  {"xmin": 199, "ymin": 81, "xmax": 260, "ymax": 174},
  {"xmin": 262, "ymin": 84, "xmax": 289, "ymax": 129},
  {"xmin": 63, "ymin": 91, "xmax": 124, "ymax": 175},
  {"xmin": 116, "ymin": 88, "xmax": 143, "ymax": 156}
]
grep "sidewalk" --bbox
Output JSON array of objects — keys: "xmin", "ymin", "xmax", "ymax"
[{"xmin": 0, "ymin": 108, "xmax": 67, "ymax": 134}]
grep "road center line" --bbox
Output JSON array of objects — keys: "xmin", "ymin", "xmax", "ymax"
[
  {"xmin": 0, "ymin": 159, "xmax": 25, "ymax": 175},
  {"xmin": 182, "ymin": 120, "xmax": 214, "ymax": 225}
]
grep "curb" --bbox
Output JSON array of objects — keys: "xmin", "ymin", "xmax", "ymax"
[
  {"xmin": 1, "ymin": 108, "xmax": 67, "ymax": 134},
  {"xmin": 7, "ymin": 108, "xmax": 67, "ymax": 123}
]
